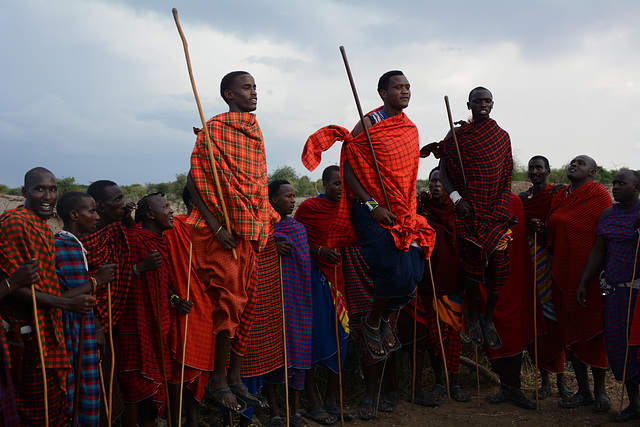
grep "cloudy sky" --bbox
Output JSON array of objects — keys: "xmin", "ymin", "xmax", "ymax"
[{"xmin": 1, "ymin": 0, "xmax": 639, "ymax": 188}]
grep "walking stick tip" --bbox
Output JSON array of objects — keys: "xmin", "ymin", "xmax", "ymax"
[
  {"xmin": 339, "ymin": 45, "xmax": 345, "ymax": 52},
  {"xmin": 172, "ymin": 7, "xmax": 178, "ymax": 15}
]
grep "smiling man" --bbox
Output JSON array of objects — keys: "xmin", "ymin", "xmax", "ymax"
[
  {"xmin": 117, "ymin": 192, "xmax": 175, "ymax": 426},
  {"xmin": 0, "ymin": 168, "xmax": 94, "ymax": 425},
  {"xmin": 531, "ymin": 155, "xmax": 612, "ymax": 411},
  {"xmin": 187, "ymin": 71, "xmax": 278, "ymax": 414}
]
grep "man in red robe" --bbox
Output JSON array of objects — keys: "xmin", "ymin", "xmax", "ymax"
[
  {"xmin": 187, "ymin": 71, "xmax": 278, "ymax": 413},
  {"xmin": 0, "ymin": 168, "xmax": 94, "ymax": 425},
  {"xmin": 166, "ymin": 186, "xmax": 212, "ymax": 427},
  {"xmin": 531, "ymin": 155, "xmax": 612, "ymax": 411},
  {"xmin": 519, "ymin": 155, "xmax": 569, "ymax": 399},
  {"xmin": 303, "ymin": 70, "xmax": 435, "ymax": 360},
  {"xmin": 426, "ymin": 87, "xmax": 512, "ymax": 350}
]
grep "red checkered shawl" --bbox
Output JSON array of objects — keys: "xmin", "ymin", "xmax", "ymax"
[
  {"xmin": 81, "ymin": 221, "xmax": 132, "ymax": 333},
  {"xmin": 423, "ymin": 119, "xmax": 512, "ymax": 253},
  {"xmin": 547, "ymin": 182, "xmax": 612, "ymax": 343},
  {"xmin": 522, "ymin": 184, "xmax": 566, "ymax": 228},
  {"xmin": 303, "ymin": 108, "xmax": 435, "ymax": 255},
  {"xmin": 188, "ymin": 112, "xmax": 278, "ymax": 251},
  {"xmin": 419, "ymin": 197, "xmax": 463, "ymax": 296},
  {"xmin": 165, "ymin": 215, "xmax": 215, "ymax": 371},
  {"xmin": 0, "ymin": 207, "xmax": 70, "ymax": 388},
  {"xmin": 116, "ymin": 225, "xmax": 171, "ymax": 401}
]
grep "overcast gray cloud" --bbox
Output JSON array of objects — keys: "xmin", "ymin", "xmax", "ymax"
[{"xmin": 1, "ymin": 0, "xmax": 639, "ymax": 187}]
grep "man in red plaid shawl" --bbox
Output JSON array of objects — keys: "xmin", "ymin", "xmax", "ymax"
[
  {"xmin": 187, "ymin": 71, "xmax": 278, "ymax": 413},
  {"xmin": 424, "ymin": 87, "xmax": 513, "ymax": 350},
  {"xmin": 0, "ymin": 168, "xmax": 95, "ymax": 425},
  {"xmin": 303, "ymin": 71, "xmax": 435, "ymax": 414}
]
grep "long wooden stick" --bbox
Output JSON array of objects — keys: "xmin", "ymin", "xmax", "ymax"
[
  {"xmin": 533, "ymin": 233, "xmax": 540, "ymax": 411},
  {"xmin": 107, "ymin": 283, "xmax": 115, "ymax": 426},
  {"xmin": 339, "ymin": 46, "xmax": 391, "ymax": 213},
  {"xmin": 475, "ymin": 347, "xmax": 480, "ymax": 408},
  {"xmin": 333, "ymin": 256, "xmax": 344, "ymax": 426},
  {"xmin": 71, "ymin": 314, "xmax": 86, "ymax": 426},
  {"xmin": 618, "ymin": 232, "xmax": 640, "ymax": 415},
  {"xmin": 31, "ymin": 285, "xmax": 49, "ymax": 427},
  {"xmin": 178, "ymin": 241, "xmax": 193, "ymax": 422},
  {"xmin": 411, "ymin": 297, "xmax": 417, "ymax": 410},
  {"xmin": 98, "ymin": 362, "xmax": 109, "ymax": 414},
  {"xmin": 154, "ymin": 271, "xmax": 172, "ymax": 427},
  {"xmin": 172, "ymin": 8, "xmax": 236, "ymax": 260},
  {"xmin": 428, "ymin": 259, "xmax": 451, "ymax": 403},
  {"xmin": 444, "ymin": 96, "xmax": 468, "ymax": 193},
  {"xmin": 279, "ymin": 257, "xmax": 290, "ymax": 426}
]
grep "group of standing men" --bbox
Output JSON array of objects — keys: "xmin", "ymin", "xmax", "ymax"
[{"xmin": 1, "ymin": 66, "xmax": 640, "ymax": 427}]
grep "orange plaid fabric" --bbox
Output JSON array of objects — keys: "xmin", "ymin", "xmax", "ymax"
[
  {"xmin": 303, "ymin": 108, "xmax": 435, "ymax": 255},
  {"xmin": 0, "ymin": 207, "xmax": 70, "ymax": 389},
  {"xmin": 165, "ymin": 215, "xmax": 215, "ymax": 372},
  {"xmin": 188, "ymin": 112, "xmax": 278, "ymax": 251}
]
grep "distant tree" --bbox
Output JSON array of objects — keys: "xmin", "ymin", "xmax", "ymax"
[
  {"xmin": 57, "ymin": 176, "xmax": 86, "ymax": 195},
  {"xmin": 268, "ymin": 165, "xmax": 299, "ymax": 183}
]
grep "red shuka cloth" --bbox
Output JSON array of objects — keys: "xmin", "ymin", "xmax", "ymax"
[
  {"xmin": 81, "ymin": 222, "xmax": 132, "ymax": 333},
  {"xmin": 294, "ymin": 195, "xmax": 345, "ymax": 296},
  {"xmin": 547, "ymin": 182, "xmax": 612, "ymax": 368},
  {"xmin": 302, "ymin": 108, "xmax": 435, "ymax": 255},
  {"xmin": 522, "ymin": 184, "xmax": 567, "ymax": 373},
  {"xmin": 116, "ymin": 225, "xmax": 171, "ymax": 415},
  {"xmin": 165, "ymin": 215, "xmax": 214, "ymax": 402},
  {"xmin": 479, "ymin": 194, "xmax": 543, "ymax": 360},
  {"xmin": 418, "ymin": 196, "xmax": 463, "ymax": 296}
]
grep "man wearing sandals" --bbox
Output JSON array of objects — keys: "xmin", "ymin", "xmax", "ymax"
[
  {"xmin": 530, "ymin": 155, "xmax": 612, "ymax": 412},
  {"xmin": 187, "ymin": 71, "xmax": 278, "ymax": 415},
  {"xmin": 576, "ymin": 169, "xmax": 640, "ymax": 422},
  {"xmin": 303, "ymin": 70, "xmax": 436, "ymax": 417},
  {"xmin": 424, "ymin": 87, "xmax": 513, "ymax": 351}
]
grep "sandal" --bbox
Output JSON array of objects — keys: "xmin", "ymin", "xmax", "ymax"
[
  {"xmin": 558, "ymin": 392, "xmax": 594, "ymax": 408},
  {"xmin": 385, "ymin": 390, "xmax": 400, "ymax": 405},
  {"xmin": 380, "ymin": 317, "xmax": 402, "ymax": 353},
  {"xmin": 267, "ymin": 416, "xmax": 285, "ymax": 427},
  {"xmin": 594, "ymin": 395, "xmax": 612, "ymax": 413},
  {"xmin": 409, "ymin": 390, "xmax": 441, "ymax": 407},
  {"xmin": 205, "ymin": 385, "xmax": 247, "ymax": 414},
  {"xmin": 359, "ymin": 398, "xmax": 376, "ymax": 420},
  {"xmin": 360, "ymin": 315, "xmax": 388, "ymax": 359},
  {"xmin": 533, "ymin": 386, "xmax": 552, "ymax": 400},
  {"xmin": 451, "ymin": 385, "xmax": 471, "ymax": 403},
  {"xmin": 465, "ymin": 311, "xmax": 483, "ymax": 346},
  {"xmin": 610, "ymin": 406, "xmax": 640, "ymax": 423},
  {"xmin": 426, "ymin": 383, "xmax": 446, "ymax": 397},
  {"xmin": 228, "ymin": 383, "xmax": 267, "ymax": 408},
  {"xmin": 506, "ymin": 389, "xmax": 537, "ymax": 410},
  {"xmin": 487, "ymin": 388, "xmax": 508, "ymax": 404},
  {"xmin": 302, "ymin": 407, "xmax": 336, "ymax": 425},
  {"xmin": 324, "ymin": 404, "xmax": 357, "ymax": 421},
  {"xmin": 291, "ymin": 413, "xmax": 309, "ymax": 427},
  {"xmin": 481, "ymin": 314, "xmax": 502, "ymax": 349}
]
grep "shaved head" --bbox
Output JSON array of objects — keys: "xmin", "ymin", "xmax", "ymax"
[{"xmin": 24, "ymin": 167, "xmax": 54, "ymax": 189}]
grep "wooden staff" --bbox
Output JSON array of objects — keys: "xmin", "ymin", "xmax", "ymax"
[
  {"xmin": 154, "ymin": 271, "xmax": 172, "ymax": 427},
  {"xmin": 533, "ymin": 233, "xmax": 540, "ymax": 411},
  {"xmin": 339, "ymin": 45, "xmax": 391, "ymax": 213},
  {"xmin": 618, "ymin": 232, "xmax": 640, "ymax": 415},
  {"xmin": 71, "ymin": 314, "xmax": 86, "ymax": 426},
  {"xmin": 333, "ymin": 254, "xmax": 344, "ymax": 426},
  {"xmin": 107, "ymin": 283, "xmax": 115, "ymax": 426},
  {"xmin": 31, "ymin": 285, "xmax": 49, "ymax": 427},
  {"xmin": 475, "ymin": 347, "xmax": 480, "ymax": 408},
  {"xmin": 98, "ymin": 362, "xmax": 109, "ymax": 414},
  {"xmin": 411, "ymin": 297, "xmax": 417, "ymax": 410},
  {"xmin": 428, "ymin": 259, "xmax": 451, "ymax": 403},
  {"xmin": 279, "ymin": 257, "xmax": 290, "ymax": 426},
  {"xmin": 444, "ymin": 96, "xmax": 468, "ymax": 193},
  {"xmin": 178, "ymin": 241, "xmax": 193, "ymax": 422},
  {"xmin": 172, "ymin": 8, "xmax": 236, "ymax": 260}
]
